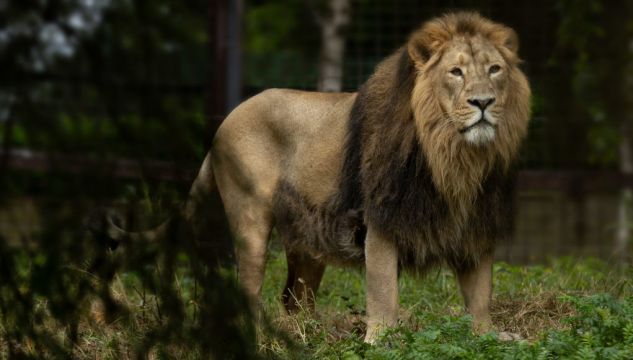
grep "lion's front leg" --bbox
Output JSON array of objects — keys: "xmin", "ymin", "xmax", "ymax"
[
  {"xmin": 456, "ymin": 253, "xmax": 494, "ymax": 334},
  {"xmin": 364, "ymin": 224, "xmax": 399, "ymax": 344}
]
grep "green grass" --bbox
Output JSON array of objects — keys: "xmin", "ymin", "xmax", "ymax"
[
  {"xmin": 258, "ymin": 252, "xmax": 633, "ymax": 359},
  {"xmin": 2, "ymin": 248, "xmax": 633, "ymax": 359}
]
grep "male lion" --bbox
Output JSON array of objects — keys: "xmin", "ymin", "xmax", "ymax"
[{"xmin": 102, "ymin": 12, "xmax": 530, "ymax": 343}]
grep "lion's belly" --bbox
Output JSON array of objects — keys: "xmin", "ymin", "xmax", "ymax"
[{"xmin": 273, "ymin": 180, "xmax": 366, "ymax": 265}]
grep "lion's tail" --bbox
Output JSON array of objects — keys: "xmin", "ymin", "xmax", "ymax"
[{"xmin": 95, "ymin": 153, "xmax": 217, "ymax": 248}]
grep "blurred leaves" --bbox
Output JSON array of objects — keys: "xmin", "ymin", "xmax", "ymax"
[
  {"xmin": 544, "ymin": 0, "xmax": 633, "ymax": 168},
  {"xmin": 245, "ymin": 2, "xmax": 301, "ymax": 55},
  {"xmin": 0, "ymin": 174, "xmax": 265, "ymax": 358},
  {"xmin": 244, "ymin": 1, "xmax": 320, "ymax": 91},
  {"xmin": 0, "ymin": 0, "xmax": 208, "ymax": 161},
  {"xmin": 0, "ymin": 0, "xmax": 262, "ymax": 358}
]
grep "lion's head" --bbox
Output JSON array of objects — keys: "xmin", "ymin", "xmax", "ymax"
[
  {"xmin": 408, "ymin": 12, "xmax": 529, "ymax": 145},
  {"xmin": 406, "ymin": 12, "xmax": 531, "ymax": 200},
  {"xmin": 351, "ymin": 12, "xmax": 531, "ymax": 239}
]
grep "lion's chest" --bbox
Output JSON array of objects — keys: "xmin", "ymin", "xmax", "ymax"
[{"xmin": 369, "ymin": 170, "xmax": 511, "ymax": 270}]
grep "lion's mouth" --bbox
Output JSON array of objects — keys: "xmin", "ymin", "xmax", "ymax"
[{"xmin": 459, "ymin": 117, "xmax": 496, "ymax": 134}]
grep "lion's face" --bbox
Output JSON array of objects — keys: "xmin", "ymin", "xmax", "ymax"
[
  {"xmin": 404, "ymin": 13, "xmax": 530, "ymax": 199},
  {"xmin": 407, "ymin": 12, "xmax": 529, "ymax": 155},
  {"xmin": 436, "ymin": 37, "xmax": 510, "ymax": 146}
]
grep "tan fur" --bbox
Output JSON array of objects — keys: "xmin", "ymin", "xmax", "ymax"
[
  {"xmin": 364, "ymin": 224, "xmax": 399, "ymax": 342},
  {"xmin": 102, "ymin": 12, "xmax": 530, "ymax": 344}
]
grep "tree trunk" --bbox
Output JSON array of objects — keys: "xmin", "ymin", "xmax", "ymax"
[{"xmin": 314, "ymin": 0, "xmax": 350, "ymax": 92}]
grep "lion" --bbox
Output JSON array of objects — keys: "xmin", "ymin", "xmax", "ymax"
[{"xmin": 100, "ymin": 12, "xmax": 530, "ymax": 343}]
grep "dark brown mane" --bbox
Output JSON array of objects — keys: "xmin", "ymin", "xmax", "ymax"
[
  {"xmin": 337, "ymin": 48, "xmax": 416, "ymax": 213},
  {"xmin": 334, "ymin": 46, "xmax": 514, "ymax": 271},
  {"xmin": 334, "ymin": 12, "xmax": 527, "ymax": 271}
]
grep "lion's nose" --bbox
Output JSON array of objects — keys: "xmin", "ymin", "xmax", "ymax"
[{"xmin": 467, "ymin": 97, "xmax": 495, "ymax": 110}]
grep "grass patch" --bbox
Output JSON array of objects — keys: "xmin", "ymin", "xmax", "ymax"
[
  {"xmin": 2, "ymin": 249, "xmax": 632, "ymax": 358},
  {"xmin": 258, "ymin": 253, "xmax": 633, "ymax": 359}
]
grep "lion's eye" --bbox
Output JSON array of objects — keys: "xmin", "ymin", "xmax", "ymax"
[
  {"xmin": 489, "ymin": 64, "xmax": 501, "ymax": 74},
  {"xmin": 450, "ymin": 67, "xmax": 463, "ymax": 77}
]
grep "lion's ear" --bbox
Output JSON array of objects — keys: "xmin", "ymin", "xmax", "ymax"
[
  {"xmin": 407, "ymin": 42, "xmax": 432, "ymax": 68},
  {"xmin": 494, "ymin": 27, "xmax": 519, "ymax": 54},
  {"xmin": 407, "ymin": 36, "xmax": 444, "ymax": 68},
  {"xmin": 407, "ymin": 29, "xmax": 447, "ymax": 68}
]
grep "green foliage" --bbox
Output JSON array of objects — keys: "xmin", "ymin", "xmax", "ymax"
[
  {"xmin": 351, "ymin": 295, "xmax": 633, "ymax": 360},
  {"xmin": 0, "ymin": 211, "xmax": 260, "ymax": 359},
  {"xmin": 245, "ymin": 3, "xmax": 301, "ymax": 55},
  {"xmin": 244, "ymin": 1, "xmax": 320, "ymax": 90},
  {"xmin": 0, "ymin": 0, "xmax": 208, "ymax": 162},
  {"xmin": 0, "ymin": 171, "xmax": 262, "ymax": 358},
  {"xmin": 547, "ymin": 0, "xmax": 633, "ymax": 168},
  {"xmin": 1, "ymin": 210, "xmax": 632, "ymax": 359},
  {"xmin": 259, "ymin": 252, "xmax": 633, "ymax": 359}
]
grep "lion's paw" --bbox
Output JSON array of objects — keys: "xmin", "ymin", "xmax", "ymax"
[{"xmin": 498, "ymin": 331, "xmax": 523, "ymax": 341}]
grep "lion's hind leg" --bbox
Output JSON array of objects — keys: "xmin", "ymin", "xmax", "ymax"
[
  {"xmin": 224, "ymin": 198, "xmax": 274, "ymax": 316},
  {"xmin": 281, "ymin": 250, "xmax": 326, "ymax": 314}
]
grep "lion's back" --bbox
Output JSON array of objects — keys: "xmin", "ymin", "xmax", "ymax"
[{"xmin": 212, "ymin": 89, "xmax": 356, "ymax": 206}]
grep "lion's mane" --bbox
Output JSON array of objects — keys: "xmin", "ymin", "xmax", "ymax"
[{"xmin": 275, "ymin": 12, "xmax": 531, "ymax": 272}]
